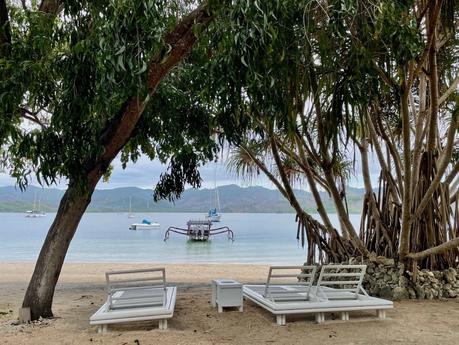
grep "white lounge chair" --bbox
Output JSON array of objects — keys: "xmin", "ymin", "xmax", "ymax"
[
  {"xmin": 243, "ymin": 264, "xmax": 393, "ymax": 325},
  {"xmin": 90, "ymin": 268, "xmax": 177, "ymax": 332},
  {"xmin": 243, "ymin": 265, "xmax": 318, "ymax": 325}
]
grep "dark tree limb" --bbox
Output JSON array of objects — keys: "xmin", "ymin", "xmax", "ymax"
[
  {"xmin": 0, "ymin": 0, "xmax": 11, "ymax": 56},
  {"xmin": 38, "ymin": 0, "xmax": 61, "ymax": 15}
]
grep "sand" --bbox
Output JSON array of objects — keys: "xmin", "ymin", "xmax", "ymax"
[{"xmin": 1, "ymin": 262, "xmax": 458, "ymax": 345}]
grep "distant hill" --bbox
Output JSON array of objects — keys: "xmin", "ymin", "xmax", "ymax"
[{"xmin": 0, "ymin": 184, "xmax": 365, "ymax": 213}]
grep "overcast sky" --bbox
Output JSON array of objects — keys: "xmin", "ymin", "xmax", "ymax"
[{"xmin": 0, "ymin": 151, "xmax": 382, "ymax": 191}]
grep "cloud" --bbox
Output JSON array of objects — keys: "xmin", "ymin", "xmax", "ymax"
[{"xmin": 0, "ymin": 149, "xmax": 379, "ymax": 191}]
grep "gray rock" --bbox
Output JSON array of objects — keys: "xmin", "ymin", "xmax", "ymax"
[
  {"xmin": 445, "ymin": 288, "xmax": 457, "ymax": 298},
  {"xmin": 392, "ymin": 287, "xmax": 409, "ymax": 301},
  {"xmin": 379, "ymin": 285, "xmax": 393, "ymax": 300},
  {"xmin": 415, "ymin": 285, "xmax": 425, "ymax": 299},
  {"xmin": 407, "ymin": 288, "xmax": 417, "ymax": 299},
  {"xmin": 425, "ymin": 288, "xmax": 434, "ymax": 299},
  {"xmin": 445, "ymin": 268, "xmax": 457, "ymax": 284},
  {"xmin": 398, "ymin": 275, "xmax": 408, "ymax": 287}
]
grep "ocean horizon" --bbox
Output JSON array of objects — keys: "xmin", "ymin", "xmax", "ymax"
[{"xmin": 0, "ymin": 212, "xmax": 361, "ymax": 264}]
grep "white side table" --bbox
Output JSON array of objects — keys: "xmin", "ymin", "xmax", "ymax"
[{"xmin": 211, "ymin": 279, "xmax": 243, "ymax": 313}]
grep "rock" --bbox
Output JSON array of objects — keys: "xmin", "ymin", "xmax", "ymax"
[
  {"xmin": 379, "ymin": 285, "xmax": 393, "ymax": 300},
  {"xmin": 425, "ymin": 288, "xmax": 434, "ymax": 299},
  {"xmin": 392, "ymin": 287, "xmax": 409, "ymax": 301},
  {"xmin": 398, "ymin": 275, "xmax": 408, "ymax": 287},
  {"xmin": 407, "ymin": 288, "xmax": 417, "ymax": 299},
  {"xmin": 415, "ymin": 285, "xmax": 425, "ymax": 299},
  {"xmin": 445, "ymin": 268, "xmax": 457, "ymax": 284},
  {"xmin": 445, "ymin": 288, "xmax": 457, "ymax": 298}
]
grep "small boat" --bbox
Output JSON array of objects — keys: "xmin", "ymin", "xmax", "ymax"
[
  {"xmin": 164, "ymin": 220, "xmax": 234, "ymax": 242},
  {"xmin": 206, "ymin": 208, "xmax": 221, "ymax": 222},
  {"xmin": 25, "ymin": 192, "xmax": 46, "ymax": 217},
  {"xmin": 206, "ymin": 167, "xmax": 222, "ymax": 222},
  {"xmin": 25, "ymin": 210, "xmax": 46, "ymax": 218},
  {"xmin": 130, "ymin": 219, "xmax": 160, "ymax": 230}
]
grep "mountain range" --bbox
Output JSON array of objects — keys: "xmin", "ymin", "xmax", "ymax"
[{"xmin": 0, "ymin": 184, "xmax": 365, "ymax": 213}]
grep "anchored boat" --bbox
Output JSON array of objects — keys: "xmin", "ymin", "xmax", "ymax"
[
  {"xmin": 164, "ymin": 220, "xmax": 234, "ymax": 242},
  {"xmin": 129, "ymin": 219, "xmax": 160, "ymax": 230}
]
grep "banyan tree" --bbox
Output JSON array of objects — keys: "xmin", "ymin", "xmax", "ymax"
[{"xmin": 206, "ymin": 0, "xmax": 458, "ymax": 270}]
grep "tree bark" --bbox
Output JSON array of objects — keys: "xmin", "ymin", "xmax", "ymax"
[
  {"xmin": 22, "ymin": 178, "xmax": 98, "ymax": 319},
  {"xmin": 407, "ymin": 237, "xmax": 459, "ymax": 261},
  {"xmin": 399, "ymin": 88, "xmax": 413, "ymax": 260},
  {"xmin": 21, "ymin": 2, "xmax": 212, "ymax": 320},
  {"xmin": 0, "ymin": 0, "xmax": 11, "ymax": 56}
]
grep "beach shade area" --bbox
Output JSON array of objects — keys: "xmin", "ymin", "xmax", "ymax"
[{"xmin": 1, "ymin": 0, "xmax": 459, "ymax": 344}]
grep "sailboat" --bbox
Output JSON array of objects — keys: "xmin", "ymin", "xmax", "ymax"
[
  {"xmin": 25, "ymin": 191, "xmax": 46, "ymax": 218},
  {"xmin": 128, "ymin": 196, "xmax": 135, "ymax": 218},
  {"xmin": 206, "ymin": 166, "xmax": 222, "ymax": 222}
]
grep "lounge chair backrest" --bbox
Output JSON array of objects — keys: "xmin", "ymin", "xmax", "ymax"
[
  {"xmin": 315, "ymin": 264, "xmax": 367, "ymax": 299},
  {"xmin": 263, "ymin": 265, "xmax": 317, "ymax": 301},
  {"xmin": 105, "ymin": 268, "xmax": 167, "ymax": 310}
]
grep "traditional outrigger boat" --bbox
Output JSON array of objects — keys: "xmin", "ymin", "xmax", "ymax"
[{"xmin": 164, "ymin": 220, "xmax": 234, "ymax": 242}]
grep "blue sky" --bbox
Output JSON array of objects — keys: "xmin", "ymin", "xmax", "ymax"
[{"xmin": 0, "ymin": 152, "xmax": 381, "ymax": 190}]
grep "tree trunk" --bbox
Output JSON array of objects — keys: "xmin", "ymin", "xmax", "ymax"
[
  {"xmin": 20, "ymin": 3, "xmax": 212, "ymax": 320},
  {"xmin": 22, "ymin": 178, "xmax": 99, "ymax": 319}
]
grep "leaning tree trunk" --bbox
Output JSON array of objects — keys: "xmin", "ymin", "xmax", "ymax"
[
  {"xmin": 22, "ymin": 177, "xmax": 99, "ymax": 319},
  {"xmin": 20, "ymin": 3, "xmax": 212, "ymax": 320}
]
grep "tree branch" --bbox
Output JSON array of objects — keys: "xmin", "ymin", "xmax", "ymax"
[
  {"xmin": 39, "ymin": 0, "xmax": 62, "ymax": 15},
  {"xmin": 19, "ymin": 108, "xmax": 47, "ymax": 129},
  {"xmin": 0, "ymin": 0, "xmax": 11, "ymax": 56},
  {"xmin": 412, "ymin": 115, "xmax": 459, "ymax": 220},
  {"xmin": 438, "ymin": 76, "xmax": 459, "ymax": 106},
  {"xmin": 407, "ymin": 237, "xmax": 459, "ymax": 260},
  {"xmin": 89, "ymin": 2, "xmax": 212, "ymax": 176}
]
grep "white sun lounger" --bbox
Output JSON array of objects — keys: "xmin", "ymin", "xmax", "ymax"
[
  {"xmin": 90, "ymin": 268, "xmax": 177, "ymax": 332},
  {"xmin": 243, "ymin": 264, "xmax": 393, "ymax": 325}
]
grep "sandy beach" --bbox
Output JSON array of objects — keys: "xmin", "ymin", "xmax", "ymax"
[{"xmin": 1, "ymin": 262, "xmax": 459, "ymax": 345}]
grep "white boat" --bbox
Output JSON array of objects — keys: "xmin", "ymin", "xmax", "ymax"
[
  {"xmin": 25, "ymin": 210, "xmax": 46, "ymax": 218},
  {"xmin": 130, "ymin": 219, "xmax": 160, "ymax": 230},
  {"xmin": 25, "ymin": 192, "xmax": 46, "ymax": 218}
]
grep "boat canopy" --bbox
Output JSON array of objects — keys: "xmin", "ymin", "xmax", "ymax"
[
  {"xmin": 208, "ymin": 208, "xmax": 218, "ymax": 216},
  {"xmin": 142, "ymin": 219, "xmax": 151, "ymax": 225}
]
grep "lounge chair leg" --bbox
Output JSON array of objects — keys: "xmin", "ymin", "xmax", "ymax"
[
  {"xmin": 377, "ymin": 310, "xmax": 386, "ymax": 320},
  {"xmin": 98, "ymin": 324, "xmax": 108, "ymax": 333},
  {"xmin": 211, "ymin": 282, "xmax": 217, "ymax": 308},
  {"xmin": 239, "ymin": 305, "xmax": 243, "ymax": 312},
  {"xmin": 340, "ymin": 312, "xmax": 349, "ymax": 321},
  {"xmin": 276, "ymin": 315, "xmax": 286, "ymax": 326},
  {"xmin": 159, "ymin": 319, "xmax": 168, "ymax": 330},
  {"xmin": 315, "ymin": 313, "xmax": 325, "ymax": 324},
  {"xmin": 218, "ymin": 305, "xmax": 223, "ymax": 313}
]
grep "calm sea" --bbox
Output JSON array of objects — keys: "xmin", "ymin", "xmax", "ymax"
[{"xmin": 0, "ymin": 212, "xmax": 361, "ymax": 264}]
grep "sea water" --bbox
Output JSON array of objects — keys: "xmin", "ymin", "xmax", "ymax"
[{"xmin": 0, "ymin": 212, "xmax": 361, "ymax": 264}]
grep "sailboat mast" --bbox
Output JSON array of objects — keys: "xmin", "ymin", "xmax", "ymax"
[{"xmin": 32, "ymin": 191, "xmax": 36, "ymax": 212}]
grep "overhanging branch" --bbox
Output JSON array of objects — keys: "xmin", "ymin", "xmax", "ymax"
[{"xmin": 407, "ymin": 237, "xmax": 459, "ymax": 260}]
